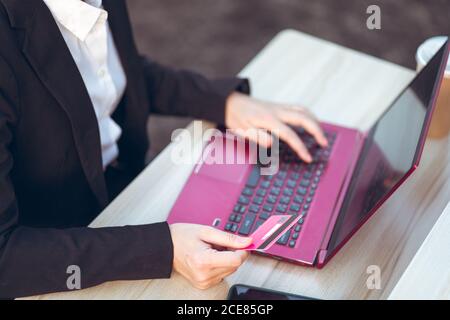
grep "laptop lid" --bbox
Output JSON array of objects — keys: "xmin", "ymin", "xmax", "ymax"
[{"xmin": 325, "ymin": 40, "xmax": 449, "ymax": 260}]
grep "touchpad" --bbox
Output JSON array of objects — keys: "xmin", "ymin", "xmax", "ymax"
[{"xmin": 195, "ymin": 136, "xmax": 252, "ymax": 184}]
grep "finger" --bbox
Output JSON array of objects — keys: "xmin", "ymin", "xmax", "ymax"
[
  {"xmin": 200, "ymin": 249, "xmax": 249, "ymax": 269},
  {"xmin": 241, "ymin": 128, "xmax": 273, "ymax": 148},
  {"xmin": 277, "ymin": 108, "xmax": 328, "ymax": 147},
  {"xmin": 264, "ymin": 118, "xmax": 312, "ymax": 162},
  {"xmin": 200, "ymin": 226, "xmax": 252, "ymax": 249}
]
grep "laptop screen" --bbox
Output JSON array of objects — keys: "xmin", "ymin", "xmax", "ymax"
[{"xmin": 326, "ymin": 41, "xmax": 449, "ymax": 256}]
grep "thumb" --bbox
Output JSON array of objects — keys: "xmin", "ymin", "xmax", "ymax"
[{"xmin": 200, "ymin": 227, "xmax": 252, "ymax": 249}]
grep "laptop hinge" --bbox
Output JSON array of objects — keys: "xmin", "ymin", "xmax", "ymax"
[{"xmin": 316, "ymin": 249, "xmax": 328, "ymax": 268}]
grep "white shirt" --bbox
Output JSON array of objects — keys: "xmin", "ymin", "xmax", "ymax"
[{"xmin": 43, "ymin": 0, "xmax": 127, "ymax": 168}]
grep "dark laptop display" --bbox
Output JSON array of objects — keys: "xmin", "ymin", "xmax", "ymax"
[{"xmin": 327, "ymin": 42, "xmax": 448, "ymax": 255}]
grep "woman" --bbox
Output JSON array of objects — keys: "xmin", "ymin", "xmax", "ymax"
[{"xmin": 0, "ymin": 0, "xmax": 327, "ymax": 298}]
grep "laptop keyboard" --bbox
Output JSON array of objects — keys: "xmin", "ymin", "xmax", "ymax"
[{"xmin": 224, "ymin": 129, "xmax": 337, "ymax": 249}]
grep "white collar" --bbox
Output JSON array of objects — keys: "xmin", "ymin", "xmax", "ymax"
[{"xmin": 43, "ymin": 0, "xmax": 108, "ymax": 41}]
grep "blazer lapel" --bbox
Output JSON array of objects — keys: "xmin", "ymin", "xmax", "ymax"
[{"xmin": 2, "ymin": 0, "xmax": 109, "ymax": 207}]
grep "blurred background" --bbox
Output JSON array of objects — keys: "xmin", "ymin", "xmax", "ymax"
[{"xmin": 125, "ymin": 0, "xmax": 450, "ymax": 158}]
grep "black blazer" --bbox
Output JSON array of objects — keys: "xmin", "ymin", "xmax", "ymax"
[{"xmin": 0, "ymin": 0, "xmax": 249, "ymax": 298}]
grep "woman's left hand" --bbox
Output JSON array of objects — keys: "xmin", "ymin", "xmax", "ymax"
[{"xmin": 225, "ymin": 92, "xmax": 328, "ymax": 163}]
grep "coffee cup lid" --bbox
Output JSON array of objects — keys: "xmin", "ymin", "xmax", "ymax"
[{"xmin": 416, "ymin": 36, "xmax": 450, "ymax": 77}]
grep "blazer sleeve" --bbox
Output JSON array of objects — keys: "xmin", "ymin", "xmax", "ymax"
[
  {"xmin": 0, "ymin": 58, "xmax": 174, "ymax": 299},
  {"xmin": 141, "ymin": 57, "xmax": 251, "ymax": 125}
]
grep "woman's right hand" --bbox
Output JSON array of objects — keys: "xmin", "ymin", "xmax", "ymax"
[{"xmin": 169, "ymin": 223, "xmax": 252, "ymax": 289}]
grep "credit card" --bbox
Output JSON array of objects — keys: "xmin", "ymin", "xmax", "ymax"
[{"xmin": 244, "ymin": 214, "xmax": 300, "ymax": 251}]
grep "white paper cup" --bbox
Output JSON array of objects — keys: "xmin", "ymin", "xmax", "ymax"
[{"xmin": 416, "ymin": 36, "xmax": 450, "ymax": 139}]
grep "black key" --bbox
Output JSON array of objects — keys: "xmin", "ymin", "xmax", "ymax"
[
  {"xmin": 277, "ymin": 171, "xmax": 287, "ymax": 179},
  {"xmin": 304, "ymin": 204, "xmax": 310, "ymax": 210},
  {"xmin": 276, "ymin": 230, "xmax": 291, "ymax": 245},
  {"xmin": 294, "ymin": 195, "xmax": 304, "ymax": 204},
  {"xmin": 300, "ymin": 179, "xmax": 310, "ymax": 187},
  {"xmin": 249, "ymin": 205, "xmax": 260, "ymax": 213},
  {"xmin": 274, "ymin": 179, "xmax": 284, "ymax": 188},
  {"xmin": 290, "ymin": 204, "xmax": 301, "ymax": 212},
  {"xmin": 252, "ymin": 219, "xmax": 265, "ymax": 232},
  {"xmin": 238, "ymin": 214, "xmax": 256, "ymax": 235},
  {"xmin": 229, "ymin": 214, "xmax": 236, "ymax": 222},
  {"xmin": 242, "ymin": 187, "xmax": 253, "ymax": 196},
  {"xmin": 316, "ymin": 170, "xmax": 323, "ymax": 177},
  {"xmin": 267, "ymin": 195, "xmax": 277, "ymax": 204},
  {"xmin": 306, "ymin": 197, "xmax": 313, "ymax": 203},
  {"xmin": 297, "ymin": 218, "xmax": 304, "ymax": 225},
  {"xmin": 253, "ymin": 196, "xmax": 264, "ymax": 205},
  {"xmin": 263, "ymin": 204, "xmax": 274, "ymax": 212},
  {"xmin": 311, "ymin": 183, "xmax": 318, "ymax": 190},
  {"xmin": 238, "ymin": 206, "xmax": 246, "ymax": 214},
  {"xmin": 303, "ymin": 171, "xmax": 313, "ymax": 179},
  {"xmin": 286, "ymin": 180, "xmax": 296, "ymax": 188},
  {"xmin": 246, "ymin": 166, "xmax": 261, "ymax": 187},
  {"xmin": 235, "ymin": 215, "xmax": 242, "ymax": 223},
  {"xmin": 231, "ymin": 224, "xmax": 238, "ymax": 233},
  {"xmin": 260, "ymin": 181, "xmax": 271, "ymax": 189},
  {"xmin": 289, "ymin": 240, "xmax": 296, "ymax": 248},
  {"xmin": 301, "ymin": 210, "xmax": 308, "ymax": 217},
  {"xmin": 225, "ymin": 223, "xmax": 232, "ymax": 231},
  {"xmin": 294, "ymin": 225, "xmax": 301, "ymax": 232},
  {"xmin": 296, "ymin": 127, "xmax": 305, "ymax": 135},
  {"xmin": 270, "ymin": 187, "xmax": 281, "ymax": 196},
  {"xmin": 276, "ymin": 204, "xmax": 287, "ymax": 213},
  {"xmin": 263, "ymin": 175, "xmax": 274, "ymax": 181},
  {"xmin": 238, "ymin": 196, "xmax": 250, "ymax": 205},
  {"xmin": 313, "ymin": 176, "xmax": 320, "ymax": 183},
  {"xmin": 279, "ymin": 196, "xmax": 290, "ymax": 205},
  {"xmin": 233, "ymin": 205, "xmax": 242, "ymax": 213},
  {"xmin": 283, "ymin": 188, "xmax": 294, "ymax": 196},
  {"xmin": 297, "ymin": 187, "xmax": 307, "ymax": 195},
  {"xmin": 260, "ymin": 212, "xmax": 270, "ymax": 220},
  {"xmin": 256, "ymin": 189, "xmax": 267, "ymax": 197},
  {"xmin": 313, "ymin": 151, "xmax": 321, "ymax": 162},
  {"xmin": 309, "ymin": 190, "xmax": 315, "ymax": 197},
  {"xmin": 290, "ymin": 172, "xmax": 300, "ymax": 180},
  {"xmin": 292, "ymin": 232, "xmax": 300, "ymax": 240}
]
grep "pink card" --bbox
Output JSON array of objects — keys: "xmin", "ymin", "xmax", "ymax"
[{"xmin": 244, "ymin": 214, "xmax": 300, "ymax": 251}]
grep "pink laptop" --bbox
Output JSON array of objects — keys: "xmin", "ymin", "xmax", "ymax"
[{"xmin": 168, "ymin": 41, "xmax": 449, "ymax": 267}]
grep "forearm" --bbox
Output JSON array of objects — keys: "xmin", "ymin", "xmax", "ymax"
[
  {"xmin": 0, "ymin": 221, "xmax": 173, "ymax": 299},
  {"xmin": 141, "ymin": 56, "xmax": 250, "ymax": 124}
]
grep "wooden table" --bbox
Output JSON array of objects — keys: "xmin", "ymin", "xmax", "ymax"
[
  {"xmin": 388, "ymin": 201, "xmax": 450, "ymax": 300},
  {"xmin": 26, "ymin": 30, "xmax": 450, "ymax": 300}
]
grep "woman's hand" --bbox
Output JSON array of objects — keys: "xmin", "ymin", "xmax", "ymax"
[
  {"xmin": 225, "ymin": 92, "xmax": 328, "ymax": 163},
  {"xmin": 169, "ymin": 223, "xmax": 252, "ymax": 290}
]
